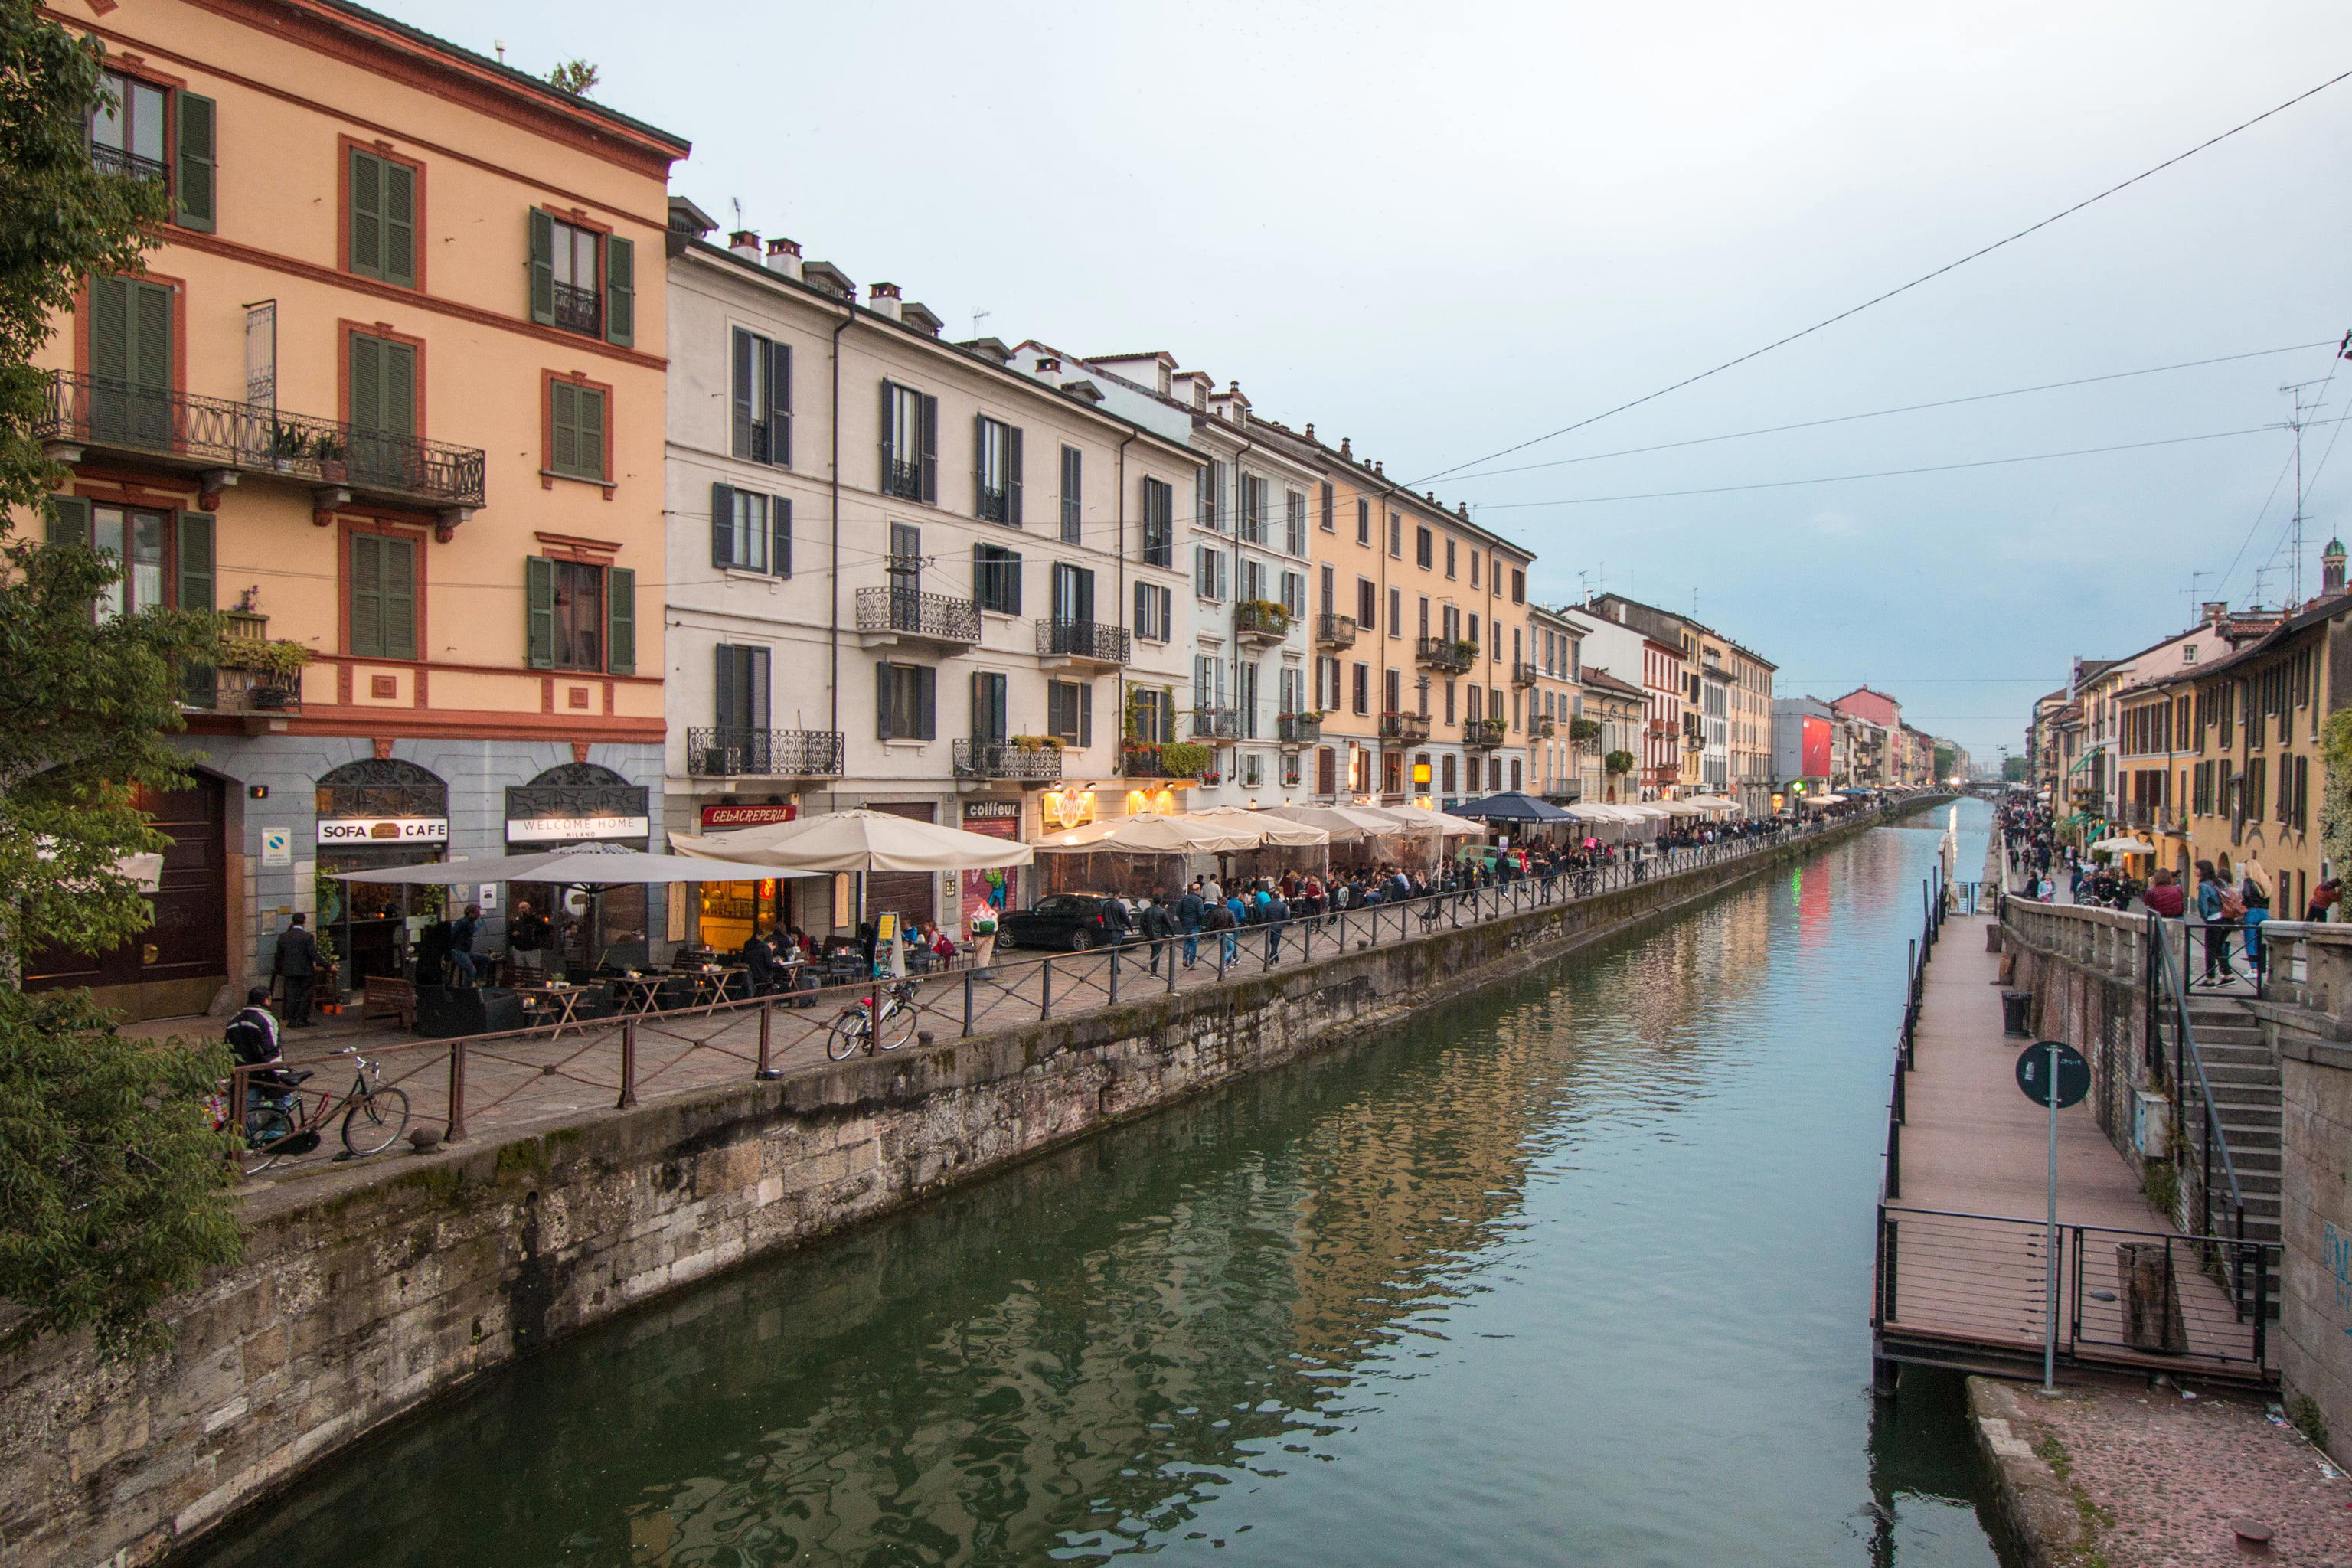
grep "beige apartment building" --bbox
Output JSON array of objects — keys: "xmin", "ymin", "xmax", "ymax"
[{"xmin": 1527, "ymin": 603, "xmax": 1585, "ymax": 801}]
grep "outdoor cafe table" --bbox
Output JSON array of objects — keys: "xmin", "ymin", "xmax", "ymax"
[
  {"xmin": 672, "ymin": 965, "xmax": 746, "ymax": 1007},
  {"xmin": 512, "ymin": 979, "xmax": 590, "ymax": 1035}
]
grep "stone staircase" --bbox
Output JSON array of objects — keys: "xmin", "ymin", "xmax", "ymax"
[{"xmin": 2177, "ymin": 995, "xmax": 2282, "ymax": 1305}]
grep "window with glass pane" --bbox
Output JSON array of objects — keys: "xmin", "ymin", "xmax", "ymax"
[
  {"xmin": 1285, "ymin": 490, "xmax": 1306, "ymax": 555},
  {"xmin": 90, "ymin": 71, "xmax": 167, "ymax": 180},
  {"xmin": 550, "ymin": 219, "xmax": 601, "ymax": 335},
  {"xmin": 731, "ymin": 329, "xmax": 790, "ymax": 465},
  {"xmin": 1060, "ymin": 445, "xmax": 1083, "ymax": 543},
  {"xmin": 727, "ymin": 491, "xmax": 771, "ymax": 573},
  {"xmin": 550, "ymin": 560, "xmax": 604, "ymax": 671},
  {"xmin": 1141, "ymin": 478, "xmax": 1174, "ymax": 567},
  {"xmin": 977, "ymin": 417, "xmax": 1018, "ymax": 524},
  {"xmin": 974, "ymin": 544, "xmax": 1021, "ymax": 615}
]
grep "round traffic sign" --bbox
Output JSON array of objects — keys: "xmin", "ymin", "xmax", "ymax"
[{"xmin": 2016, "ymin": 1041, "xmax": 2091, "ymax": 1109}]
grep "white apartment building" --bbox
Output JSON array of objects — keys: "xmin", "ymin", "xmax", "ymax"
[
  {"xmin": 1527, "ymin": 603, "xmax": 1585, "ymax": 799},
  {"xmin": 664, "ymin": 214, "xmax": 1197, "ymax": 943}
]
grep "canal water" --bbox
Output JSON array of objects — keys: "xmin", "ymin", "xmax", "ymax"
[{"xmin": 190, "ymin": 802, "xmax": 2012, "ymax": 1568}]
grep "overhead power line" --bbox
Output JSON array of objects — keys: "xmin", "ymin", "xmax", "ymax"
[
  {"xmin": 1412, "ymin": 67, "xmax": 2352, "ymax": 488},
  {"xmin": 1474, "ymin": 416, "xmax": 2352, "ymax": 511},
  {"xmin": 1439, "ymin": 341, "xmax": 2335, "ymax": 486}
]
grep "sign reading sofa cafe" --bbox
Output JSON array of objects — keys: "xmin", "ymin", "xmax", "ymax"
[{"xmin": 317, "ymin": 816, "xmax": 449, "ymax": 845}]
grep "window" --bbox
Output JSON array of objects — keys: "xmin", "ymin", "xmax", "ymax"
[
  {"xmin": 1357, "ymin": 498, "xmax": 1370, "ymax": 545},
  {"xmin": 1048, "ymin": 680, "xmax": 1094, "ymax": 746},
  {"xmin": 1319, "ymin": 564, "xmax": 1335, "ymax": 614},
  {"xmin": 1242, "ymin": 752, "xmax": 1263, "ymax": 789},
  {"xmin": 714, "ymin": 644, "xmax": 770, "ymax": 733},
  {"xmin": 1060, "ymin": 443, "xmax": 1083, "ymax": 543},
  {"xmin": 1320, "ymin": 482, "xmax": 1335, "ymax": 532},
  {"xmin": 1286, "ymin": 489, "xmax": 1307, "ymax": 555},
  {"xmin": 528, "ymin": 211, "xmax": 633, "ymax": 345},
  {"xmin": 348, "ymin": 332, "xmax": 417, "ymax": 486},
  {"xmin": 525, "ymin": 557, "xmax": 634, "ymax": 674},
  {"xmin": 2246, "ymin": 758, "xmax": 2266, "ymax": 822},
  {"xmin": 1511, "ymin": 567, "xmax": 1525, "ymax": 606},
  {"xmin": 731, "ymin": 329, "xmax": 791, "ymax": 466},
  {"xmin": 1445, "ymin": 682, "xmax": 1456, "ymax": 724},
  {"xmin": 1352, "ymin": 662, "xmax": 1370, "ymax": 715},
  {"xmin": 1416, "ymin": 527, "xmax": 1433, "ymax": 569},
  {"xmin": 1468, "ymin": 612, "xmax": 1479, "ymax": 647},
  {"xmin": 709, "ymin": 484, "xmax": 789, "ymax": 575},
  {"xmin": 1280, "ymin": 570, "xmax": 1306, "ymax": 619},
  {"xmin": 1128, "ymin": 686, "xmax": 1175, "ymax": 744},
  {"xmin": 1194, "ymin": 544, "xmax": 1228, "ymax": 600},
  {"xmin": 2294, "ymin": 754, "xmax": 2310, "ymax": 830},
  {"xmin": 47, "ymin": 499, "xmax": 212, "ymax": 627},
  {"xmin": 1419, "ymin": 596, "xmax": 1432, "ymax": 639},
  {"xmin": 1141, "ymin": 477, "xmax": 1174, "ymax": 567},
  {"xmin": 973, "ymin": 543, "xmax": 1023, "ymax": 615},
  {"xmin": 90, "ymin": 70, "xmax": 215, "ymax": 231},
  {"xmin": 970, "ymin": 671, "xmax": 1008, "ymax": 743},
  {"xmin": 1134, "ymin": 580, "xmax": 1173, "ymax": 641},
  {"xmin": 1197, "ymin": 460, "xmax": 1225, "ymax": 531},
  {"xmin": 349, "ymin": 533, "xmax": 417, "ymax": 659},
  {"xmin": 348, "ymin": 149, "xmax": 418, "ymax": 288},
  {"xmin": 1384, "ymin": 668, "xmax": 1402, "ymax": 715},
  {"xmin": 975, "ymin": 416, "xmax": 1023, "ymax": 525},
  {"xmin": 1357, "ymin": 577, "xmax": 1377, "ymax": 632},
  {"xmin": 881, "ymin": 382, "xmax": 938, "ymax": 501},
  {"xmin": 1389, "ymin": 586, "xmax": 1402, "ymax": 636},
  {"xmin": 1279, "ymin": 666, "xmax": 1305, "ymax": 717},
  {"xmin": 86, "ymin": 274, "xmax": 172, "ymax": 447},
  {"xmin": 1239, "ymin": 662, "xmax": 1260, "ymax": 738},
  {"xmin": 1445, "ymin": 538, "xmax": 1456, "ymax": 578},
  {"xmin": 1442, "ymin": 754, "xmax": 1457, "ymax": 794},
  {"xmin": 1390, "ymin": 511, "xmax": 1403, "ymax": 557},
  {"xmin": 877, "ymin": 662, "xmax": 936, "ymax": 740},
  {"xmin": 1469, "ymin": 549, "xmax": 1479, "ymax": 587},
  {"xmin": 1241, "ymin": 475, "xmax": 1269, "ymax": 543},
  {"xmin": 1241, "ymin": 558, "xmax": 1266, "ymax": 606},
  {"xmin": 547, "ymin": 379, "xmax": 607, "ymax": 482},
  {"xmin": 1052, "ymin": 562, "xmax": 1096, "ymax": 625},
  {"xmin": 1316, "ymin": 656, "xmax": 1340, "ymax": 710},
  {"xmin": 1196, "ymin": 652, "xmax": 1224, "ymax": 707}
]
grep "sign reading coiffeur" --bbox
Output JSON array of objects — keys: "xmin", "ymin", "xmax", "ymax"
[{"xmin": 317, "ymin": 817, "xmax": 449, "ymax": 845}]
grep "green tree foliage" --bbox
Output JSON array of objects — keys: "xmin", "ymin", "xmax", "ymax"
[
  {"xmin": 0, "ymin": 988, "xmax": 237, "ymax": 1359},
  {"xmin": 0, "ymin": 5, "xmax": 241, "ymax": 1359},
  {"xmin": 2319, "ymin": 710, "xmax": 2352, "ymax": 880},
  {"xmin": 2004, "ymin": 756, "xmax": 2031, "ymax": 782},
  {"xmin": 544, "ymin": 57, "xmax": 599, "ymax": 96}
]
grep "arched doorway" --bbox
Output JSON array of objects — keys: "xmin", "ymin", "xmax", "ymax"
[
  {"xmin": 314, "ymin": 758, "xmax": 450, "ymax": 985},
  {"xmin": 26, "ymin": 773, "xmax": 227, "ymax": 1021},
  {"xmin": 505, "ymin": 763, "xmax": 652, "ymax": 975}
]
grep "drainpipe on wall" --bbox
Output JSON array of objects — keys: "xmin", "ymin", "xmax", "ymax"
[
  {"xmin": 1116, "ymin": 429, "xmax": 1137, "ymax": 755},
  {"xmin": 826, "ymin": 306, "xmax": 853, "ymax": 814}
]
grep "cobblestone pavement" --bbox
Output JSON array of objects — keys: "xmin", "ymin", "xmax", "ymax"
[{"xmin": 2030, "ymin": 1381, "xmax": 2348, "ymax": 1565}]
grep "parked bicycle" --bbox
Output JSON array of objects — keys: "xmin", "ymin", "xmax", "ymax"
[
  {"xmin": 230, "ymin": 1047, "xmax": 411, "ymax": 1175},
  {"xmin": 825, "ymin": 978, "xmax": 922, "ymax": 1060}
]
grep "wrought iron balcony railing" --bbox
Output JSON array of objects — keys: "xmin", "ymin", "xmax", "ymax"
[
  {"xmin": 1415, "ymin": 636, "xmax": 1476, "ymax": 674},
  {"xmin": 1380, "ymin": 710, "xmax": 1431, "ymax": 743},
  {"xmin": 882, "ymin": 457, "xmax": 925, "ymax": 500},
  {"xmin": 183, "ymin": 665, "xmax": 302, "ymax": 716},
  {"xmin": 1315, "ymin": 613, "xmax": 1357, "ymax": 651},
  {"xmin": 1233, "ymin": 600, "xmax": 1292, "ymax": 644},
  {"xmin": 1531, "ymin": 715, "xmax": 1557, "ymax": 740},
  {"xmin": 1277, "ymin": 712, "xmax": 1321, "ymax": 746},
  {"xmin": 1463, "ymin": 717, "xmax": 1508, "ymax": 749},
  {"xmin": 1036, "ymin": 617, "xmax": 1131, "ymax": 665},
  {"xmin": 855, "ymin": 585, "xmax": 982, "ymax": 644},
  {"xmin": 684, "ymin": 727, "xmax": 845, "ymax": 778},
  {"xmin": 89, "ymin": 142, "xmax": 168, "ymax": 183},
  {"xmin": 36, "ymin": 370, "xmax": 487, "ymax": 514},
  {"xmin": 1511, "ymin": 660, "xmax": 1538, "ymax": 688},
  {"xmin": 954, "ymin": 738, "xmax": 1064, "ymax": 781},
  {"xmin": 1190, "ymin": 706, "xmax": 1241, "ymax": 741},
  {"xmin": 552, "ymin": 280, "xmax": 601, "ymax": 336},
  {"xmin": 976, "ymin": 485, "xmax": 1013, "ymax": 525}
]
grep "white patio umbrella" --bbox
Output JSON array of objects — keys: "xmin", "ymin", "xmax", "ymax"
[
  {"xmin": 1261, "ymin": 803, "xmax": 1396, "ymax": 841},
  {"xmin": 333, "ymin": 847, "xmax": 807, "ymax": 884},
  {"xmin": 1185, "ymin": 805, "xmax": 1332, "ymax": 848},
  {"xmin": 1035, "ymin": 812, "xmax": 1261, "ymax": 854},
  {"xmin": 1363, "ymin": 804, "xmax": 1485, "ymax": 837},
  {"xmin": 670, "ymin": 808, "xmax": 1034, "ymax": 871}
]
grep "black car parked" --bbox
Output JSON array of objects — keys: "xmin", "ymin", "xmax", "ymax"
[{"xmin": 996, "ymin": 893, "xmax": 1134, "ymax": 952}]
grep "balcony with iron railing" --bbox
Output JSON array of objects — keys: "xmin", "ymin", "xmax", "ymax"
[
  {"xmin": 954, "ymin": 739, "xmax": 1065, "ymax": 781},
  {"xmin": 1415, "ymin": 636, "xmax": 1476, "ymax": 675},
  {"xmin": 35, "ymin": 370, "xmax": 487, "ymax": 518},
  {"xmin": 1234, "ymin": 600, "xmax": 1292, "ymax": 646},
  {"xmin": 1119, "ymin": 743, "xmax": 1208, "ymax": 779},
  {"xmin": 1035, "ymin": 617, "xmax": 1131, "ymax": 668},
  {"xmin": 1190, "ymin": 706, "xmax": 1242, "ymax": 742},
  {"xmin": 1463, "ymin": 717, "xmax": 1508, "ymax": 750},
  {"xmin": 882, "ymin": 456, "xmax": 925, "ymax": 500},
  {"xmin": 1380, "ymin": 710, "xmax": 1431, "ymax": 743},
  {"xmin": 684, "ymin": 727, "xmax": 845, "ymax": 779},
  {"xmin": 183, "ymin": 665, "xmax": 302, "ymax": 719},
  {"xmin": 1277, "ymin": 711, "xmax": 1321, "ymax": 746},
  {"xmin": 1531, "ymin": 715, "xmax": 1557, "ymax": 740},
  {"xmin": 88, "ymin": 141, "xmax": 168, "ymax": 184},
  {"xmin": 855, "ymin": 585, "xmax": 982, "ymax": 648},
  {"xmin": 1511, "ymin": 660, "xmax": 1538, "ymax": 688},
  {"xmin": 551, "ymin": 280, "xmax": 601, "ymax": 337},
  {"xmin": 1315, "ymin": 613, "xmax": 1357, "ymax": 652}
]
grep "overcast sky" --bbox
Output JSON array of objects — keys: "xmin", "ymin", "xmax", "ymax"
[{"xmin": 403, "ymin": 0, "xmax": 2352, "ymax": 765}]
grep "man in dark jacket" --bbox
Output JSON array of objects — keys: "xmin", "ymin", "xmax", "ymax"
[
  {"xmin": 1140, "ymin": 897, "xmax": 1177, "ymax": 975},
  {"xmin": 274, "ymin": 913, "xmax": 318, "ymax": 1026},
  {"xmin": 224, "ymin": 986, "xmax": 294, "ymax": 1107},
  {"xmin": 1174, "ymin": 880, "xmax": 1206, "ymax": 969},
  {"xmin": 740, "ymin": 929, "xmax": 781, "ymax": 995},
  {"xmin": 1263, "ymin": 889, "xmax": 1289, "ymax": 965}
]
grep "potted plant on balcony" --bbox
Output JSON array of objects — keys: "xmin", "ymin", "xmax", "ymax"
[
  {"xmin": 216, "ymin": 636, "xmax": 312, "ymax": 710},
  {"xmin": 1240, "ymin": 599, "xmax": 1292, "ymax": 638},
  {"xmin": 1159, "ymin": 741, "xmax": 1214, "ymax": 779},
  {"xmin": 1008, "ymin": 734, "xmax": 1063, "ymax": 751},
  {"xmin": 1569, "ymin": 717, "xmax": 1602, "ymax": 748},
  {"xmin": 310, "ymin": 431, "xmax": 348, "ymax": 483},
  {"xmin": 1604, "ymin": 749, "xmax": 1636, "ymax": 776}
]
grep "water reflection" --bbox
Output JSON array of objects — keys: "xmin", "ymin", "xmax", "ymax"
[{"xmin": 187, "ymin": 802, "xmax": 2007, "ymax": 1568}]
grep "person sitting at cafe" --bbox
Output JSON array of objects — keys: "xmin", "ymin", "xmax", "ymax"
[
  {"xmin": 920, "ymin": 920, "xmax": 957, "ymax": 963},
  {"xmin": 740, "ymin": 929, "xmax": 782, "ymax": 995},
  {"xmin": 448, "ymin": 903, "xmax": 484, "ymax": 988}
]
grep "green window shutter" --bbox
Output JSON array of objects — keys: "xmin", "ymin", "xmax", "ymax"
[
  {"xmin": 175, "ymin": 92, "xmax": 216, "ymax": 232},
  {"xmin": 525, "ymin": 555, "xmax": 555, "ymax": 668},
  {"xmin": 89, "ymin": 276, "xmax": 129, "ymax": 383},
  {"xmin": 606, "ymin": 565, "xmax": 635, "ymax": 674},
  {"xmin": 920, "ymin": 394, "xmax": 939, "ymax": 503},
  {"xmin": 177, "ymin": 511, "xmax": 216, "ymax": 707},
  {"xmin": 132, "ymin": 280, "xmax": 171, "ymax": 394},
  {"xmin": 773, "ymin": 344, "xmax": 792, "ymax": 467},
  {"xmin": 549, "ymin": 381, "xmax": 577, "ymax": 476},
  {"xmin": 350, "ymin": 149, "xmax": 381, "ymax": 278},
  {"xmin": 369, "ymin": 338, "xmax": 416, "ymax": 436},
  {"xmin": 577, "ymin": 387, "xmax": 606, "ymax": 479},
  {"xmin": 528, "ymin": 209, "xmax": 556, "ymax": 325},
  {"xmin": 603, "ymin": 234, "xmax": 635, "ymax": 347},
  {"xmin": 710, "ymin": 482, "xmax": 735, "ymax": 568},
  {"xmin": 772, "ymin": 496, "xmax": 792, "ymax": 577},
  {"xmin": 1006, "ymin": 426, "xmax": 1023, "ymax": 527},
  {"xmin": 46, "ymin": 493, "xmax": 90, "ymax": 547},
  {"xmin": 915, "ymin": 665, "xmax": 936, "ymax": 740},
  {"xmin": 876, "ymin": 662, "xmax": 895, "ymax": 740},
  {"xmin": 384, "ymin": 538, "xmax": 416, "ymax": 658},
  {"xmin": 382, "ymin": 159, "xmax": 415, "ymax": 288},
  {"xmin": 351, "ymin": 333, "xmax": 381, "ymax": 431},
  {"xmin": 878, "ymin": 379, "xmax": 896, "ymax": 486},
  {"xmin": 350, "ymin": 533, "xmax": 384, "ymax": 656}
]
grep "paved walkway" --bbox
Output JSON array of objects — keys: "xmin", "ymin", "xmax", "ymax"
[{"xmin": 1882, "ymin": 911, "xmax": 2268, "ymax": 1381}]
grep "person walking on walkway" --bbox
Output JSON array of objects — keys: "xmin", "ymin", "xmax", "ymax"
[
  {"xmin": 1262, "ymin": 886, "xmax": 1289, "ymax": 966},
  {"xmin": 273, "ymin": 913, "xmax": 318, "ymax": 1027},
  {"xmin": 2141, "ymin": 867, "xmax": 2185, "ymax": 920},
  {"xmin": 1176, "ymin": 880, "xmax": 1205, "ymax": 969},
  {"xmin": 2195, "ymin": 861, "xmax": 2239, "ymax": 983},
  {"xmin": 1140, "ymin": 895, "xmax": 1176, "ymax": 976},
  {"xmin": 2239, "ymin": 866, "xmax": 2272, "ymax": 981},
  {"xmin": 1208, "ymin": 893, "xmax": 1240, "ymax": 966}
]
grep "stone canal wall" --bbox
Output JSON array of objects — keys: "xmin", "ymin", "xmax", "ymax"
[{"xmin": 0, "ymin": 802, "xmax": 1942, "ymax": 1568}]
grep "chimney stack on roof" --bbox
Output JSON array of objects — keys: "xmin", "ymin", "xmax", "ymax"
[
  {"xmin": 867, "ymin": 282, "xmax": 902, "ymax": 322},
  {"xmin": 728, "ymin": 230, "xmax": 761, "ymax": 263},
  {"xmin": 2203, "ymin": 600, "xmax": 2228, "ymax": 626},
  {"xmin": 763, "ymin": 237, "xmax": 802, "ymax": 279}
]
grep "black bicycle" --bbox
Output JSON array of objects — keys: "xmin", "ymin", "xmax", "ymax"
[{"xmin": 238, "ymin": 1047, "xmax": 411, "ymax": 1175}]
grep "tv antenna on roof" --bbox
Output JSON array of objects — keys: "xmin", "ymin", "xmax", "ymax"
[
  {"xmin": 972, "ymin": 309, "xmax": 991, "ymax": 338},
  {"xmin": 2283, "ymin": 380, "xmax": 2329, "ymax": 606}
]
